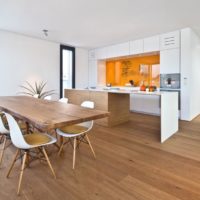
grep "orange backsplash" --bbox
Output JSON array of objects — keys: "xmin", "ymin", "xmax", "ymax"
[{"xmin": 106, "ymin": 55, "xmax": 160, "ymax": 87}]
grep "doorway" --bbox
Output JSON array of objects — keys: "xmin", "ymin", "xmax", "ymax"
[{"xmin": 60, "ymin": 45, "xmax": 75, "ymax": 98}]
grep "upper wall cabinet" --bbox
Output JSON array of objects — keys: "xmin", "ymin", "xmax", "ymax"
[
  {"xmin": 130, "ymin": 39, "xmax": 143, "ymax": 55},
  {"xmin": 96, "ymin": 47, "xmax": 107, "ymax": 60},
  {"xmin": 90, "ymin": 30, "xmax": 180, "ymax": 61},
  {"xmin": 115, "ymin": 42, "xmax": 130, "ymax": 57},
  {"xmin": 106, "ymin": 45, "xmax": 117, "ymax": 58},
  {"xmin": 107, "ymin": 42, "xmax": 129, "ymax": 58},
  {"xmin": 143, "ymin": 36, "xmax": 160, "ymax": 53},
  {"xmin": 88, "ymin": 49, "xmax": 96, "ymax": 60},
  {"xmin": 160, "ymin": 31, "xmax": 180, "ymax": 50},
  {"xmin": 160, "ymin": 48, "xmax": 180, "ymax": 74},
  {"xmin": 97, "ymin": 42, "xmax": 130, "ymax": 59}
]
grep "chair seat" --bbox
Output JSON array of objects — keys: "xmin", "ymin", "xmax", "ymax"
[
  {"xmin": 56, "ymin": 125, "xmax": 89, "ymax": 137},
  {"xmin": 24, "ymin": 133, "xmax": 56, "ymax": 146}
]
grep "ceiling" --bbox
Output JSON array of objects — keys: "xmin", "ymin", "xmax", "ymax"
[{"xmin": 0, "ymin": 0, "xmax": 200, "ymax": 49}]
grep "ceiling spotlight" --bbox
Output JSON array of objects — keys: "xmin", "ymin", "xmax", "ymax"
[{"xmin": 43, "ymin": 29, "xmax": 48, "ymax": 37}]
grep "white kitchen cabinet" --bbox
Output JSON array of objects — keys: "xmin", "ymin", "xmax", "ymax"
[
  {"xmin": 88, "ymin": 49, "xmax": 96, "ymax": 60},
  {"xmin": 130, "ymin": 94, "xmax": 160, "ymax": 115},
  {"xmin": 106, "ymin": 45, "xmax": 117, "ymax": 58},
  {"xmin": 143, "ymin": 36, "xmax": 160, "ymax": 53},
  {"xmin": 96, "ymin": 47, "xmax": 107, "ymax": 60},
  {"xmin": 160, "ymin": 48, "xmax": 180, "ymax": 74},
  {"xmin": 107, "ymin": 42, "xmax": 129, "ymax": 58},
  {"xmin": 130, "ymin": 39, "xmax": 144, "ymax": 55},
  {"xmin": 115, "ymin": 42, "xmax": 130, "ymax": 57},
  {"xmin": 88, "ymin": 60, "xmax": 97, "ymax": 87},
  {"xmin": 160, "ymin": 31, "xmax": 180, "ymax": 50}
]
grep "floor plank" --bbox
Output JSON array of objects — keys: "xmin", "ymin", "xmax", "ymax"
[{"xmin": 1, "ymin": 112, "xmax": 200, "ymax": 199}]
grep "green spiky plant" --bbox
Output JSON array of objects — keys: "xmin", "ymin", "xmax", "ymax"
[{"xmin": 19, "ymin": 81, "xmax": 56, "ymax": 99}]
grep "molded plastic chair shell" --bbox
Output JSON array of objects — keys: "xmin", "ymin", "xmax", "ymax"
[
  {"xmin": 0, "ymin": 115, "xmax": 9, "ymax": 134},
  {"xmin": 56, "ymin": 100, "xmax": 94, "ymax": 137},
  {"xmin": 44, "ymin": 96, "xmax": 52, "ymax": 100},
  {"xmin": 5, "ymin": 113, "xmax": 56, "ymax": 149},
  {"xmin": 59, "ymin": 98, "xmax": 68, "ymax": 103},
  {"xmin": 79, "ymin": 101, "xmax": 94, "ymax": 129}
]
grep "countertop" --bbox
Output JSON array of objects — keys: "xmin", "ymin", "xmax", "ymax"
[{"xmin": 67, "ymin": 87, "xmax": 179, "ymax": 96}]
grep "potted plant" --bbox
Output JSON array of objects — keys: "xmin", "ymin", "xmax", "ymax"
[{"xmin": 19, "ymin": 81, "xmax": 56, "ymax": 99}]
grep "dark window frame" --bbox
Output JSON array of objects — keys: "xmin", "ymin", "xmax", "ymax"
[{"xmin": 60, "ymin": 45, "xmax": 75, "ymax": 98}]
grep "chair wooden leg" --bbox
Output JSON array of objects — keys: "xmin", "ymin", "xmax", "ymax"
[
  {"xmin": 26, "ymin": 151, "xmax": 30, "ymax": 167},
  {"xmin": 60, "ymin": 135, "xmax": 63, "ymax": 146},
  {"xmin": 85, "ymin": 135, "xmax": 96, "ymax": 158},
  {"xmin": 73, "ymin": 138, "xmax": 77, "ymax": 169},
  {"xmin": 0, "ymin": 135, "xmax": 7, "ymax": 166},
  {"xmin": 42, "ymin": 147, "xmax": 56, "ymax": 179},
  {"xmin": 58, "ymin": 138, "xmax": 64, "ymax": 156},
  {"xmin": 17, "ymin": 152, "xmax": 27, "ymax": 195},
  {"xmin": 7, "ymin": 149, "xmax": 20, "ymax": 178},
  {"xmin": 0, "ymin": 135, "xmax": 3, "ymax": 143}
]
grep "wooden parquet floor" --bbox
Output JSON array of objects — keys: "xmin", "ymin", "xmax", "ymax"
[{"xmin": 1, "ymin": 113, "xmax": 200, "ymax": 200}]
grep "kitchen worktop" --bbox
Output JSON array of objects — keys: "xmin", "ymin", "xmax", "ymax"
[
  {"xmin": 75, "ymin": 87, "xmax": 175, "ymax": 96},
  {"xmin": 65, "ymin": 88, "xmax": 179, "ymax": 143}
]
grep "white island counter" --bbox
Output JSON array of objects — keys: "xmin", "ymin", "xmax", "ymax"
[{"xmin": 65, "ymin": 88, "xmax": 178, "ymax": 143}]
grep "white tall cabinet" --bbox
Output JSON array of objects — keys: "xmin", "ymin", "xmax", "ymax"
[
  {"xmin": 88, "ymin": 49, "xmax": 98, "ymax": 87},
  {"xmin": 160, "ymin": 48, "xmax": 180, "ymax": 74},
  {"xmin": 88, "ymin": 59, "xmax": 98, "ymax": 87},
  {"xmin": 160, "ymin": 31, "xmax": 180, "ymax": 74}
]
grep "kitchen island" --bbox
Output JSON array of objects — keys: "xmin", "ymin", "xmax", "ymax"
[{"xmin": 65, "ymin": 88, "xmax": 178, "ymax": 143}]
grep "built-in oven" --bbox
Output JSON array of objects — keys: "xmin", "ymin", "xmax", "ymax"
[
  {"xmin": 160, "ymin": 73, "xmax": 180, "ymax": 89},
  {"xmin": 160, "ymin": 73, "xmax": 181, "ymax": 110}
]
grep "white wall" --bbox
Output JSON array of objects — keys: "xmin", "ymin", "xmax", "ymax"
[
  {"xmin": 0, "ymin": 30, "xmax": 89, "ymax": 98},
  {"xmin": 75, "ymin": 48, "xmax": 88, "ymax": 88},
  {"xmin": 190, "ymin": 30, "xmax": 200, "ymax": 119},
  {"xmin": 0, "ymin": 30, "xmax": 60, "ymax": 98},
  {"xmin": 181, "ymin": 28, "xmax": 200, "ymax": 120}
]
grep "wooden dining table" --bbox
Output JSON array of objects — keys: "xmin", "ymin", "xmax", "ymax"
[{"xmin": 0, "ymin": 96, "xmax": 109, "ymax": 131}]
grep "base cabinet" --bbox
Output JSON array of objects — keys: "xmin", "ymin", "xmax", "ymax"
[{"xmin": 130, "ymin": 94, "xmax": 160, "ymax": 115}]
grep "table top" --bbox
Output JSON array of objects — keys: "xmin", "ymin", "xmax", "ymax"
[{"xmin": 0, "ymin": 96, "xmax": 109, "ymax": 131}]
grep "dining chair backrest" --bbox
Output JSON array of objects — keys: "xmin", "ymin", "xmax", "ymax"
[
  {"xmin": 81, "ymin": 101, "xmax": 94, "ymax": 109},
  {"xmin": 33, "ymin": 94, "xmax": 39, "ymax": 98},
  {"xmin": 80, "ymin": 101, "xmax": 94, "ymax": 129},
  {"xmin": 44, "ymin": 96, "xmax": 52, "ymax": 100},
  {"xmin": 59, "ymin": 98, "xmax": 68, "ymax": 103},
  {"xmin": 0, "ymin": 114, "xmax": 8, "ymax": 133},
  {"xmin": 4, "ymin": 113, "xmax": 31, "ymax": 149}
]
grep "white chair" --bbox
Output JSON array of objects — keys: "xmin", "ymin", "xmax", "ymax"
[
  {"xmin": 4, "ymin": 112, "xmax": 57, "ymax": 195},
  {"xmin": 33, "ymin": 94, "xmax": 39, "ymax": 98},
  {"xmin": 44, "ymin": 95, "xmax": 52, "ymax": 100},
  {"xmin": 59, "ymin": 98, "xmax": 68, "ymax": 103},
  {"xmin": 56, "ymin": 101, "xmax": 96, "ymax": 169},
  {"xmin": 0, "ymin": 113, "xmax": 9, "ymax": 166}
]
